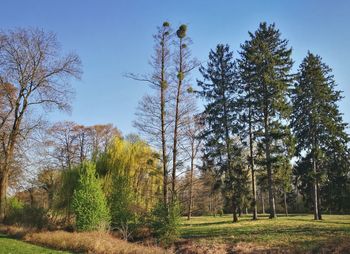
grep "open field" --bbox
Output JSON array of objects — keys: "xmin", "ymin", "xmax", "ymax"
[
  {"xmin": 179, "ymin": 214, "xmax": 350, "ymax": 253},
  {"xmin": 1, "ymin": 215, "xmax": 350, "ymax": 253},
  {"xmin": 0, "ymin": 233, "xmax": 70, "ymax": 254}
]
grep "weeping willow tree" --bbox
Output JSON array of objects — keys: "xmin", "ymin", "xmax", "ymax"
[
  {"xmin": 56, "ymin": 167, "xmax": 80, "ymax": 224},
  {"xmin": 96, "ymin": 136, "xmax": 162, "ymax": 228}
]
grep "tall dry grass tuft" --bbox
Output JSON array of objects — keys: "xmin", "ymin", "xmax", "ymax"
[
  {"xmin": 0, "ymin": 225, "xmax": 170, "ymax": 254},
  {"xmin": 0, "ymin": 225, "xmax": 32, "ymax": 239}
]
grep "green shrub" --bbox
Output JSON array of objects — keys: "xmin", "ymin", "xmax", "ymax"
[
  {"xmin": 56, "ymin": 167, "xmax": 80, "ymax": 223},
  {"xmin": 22, "ymin": 206, "xmax": 48, "ymax": 229},
  {"xmin": 151, "ymin": 200, "xmax": 180, "ymax": 246},
  {"xmin": 217, "ymin": 209, "xmax": 224, "ymax": 217},
  {"xmin": 109, "ymin": 174, "xmax": 137, "ymax": 239},
  {"xmin": 5, "ymin": 197, "xmax": 24, "ymax": 225},
  {"xmin": 72, "ymin": 162, "xmax": 110, "ymax": 231},
  {"xmin": 110, "ymin": 175, "xmax": 134, "ymax": 227}
]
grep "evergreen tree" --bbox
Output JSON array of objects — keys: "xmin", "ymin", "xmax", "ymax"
[
  {"xmin": 109, "ymin": 174, "xmax": 134, "ymax": 230},
  {"xmin": 197, "ymin": 44, "xmax": 247, "ymax": 222},
  {"xmin": 72, "ymin": 162, "xmax": 110, "ymax": 231},
  {"xmin": 322, "ymin": 140, "xmax": 350, "ymax": 213},
  {"xmin": 239, "ymin": 22, "xmax": 294, "ymax": 218},
  {"xmin": 238, "ymin": 42, "xmax": 260, "ymax": 220},
  {"xmin": 291, "ymin": 52, "xmax": 349, "ymax": 219}
]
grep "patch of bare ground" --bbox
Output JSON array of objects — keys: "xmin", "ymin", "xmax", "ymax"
[
  {"xmin": 314, "ymin": 238, "xmax": 350, "ymax": 254},
  {"xmin": 175, "ymin": 239, "xmax": 350, "ymax": 254},
  {"xmin": 175, "ymin": 240, "xmax": 229, "ymax": 254}
]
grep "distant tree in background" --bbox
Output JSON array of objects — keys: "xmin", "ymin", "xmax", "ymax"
[
  {"xmin": 57, "ymin": 167, "xmax": 79, "ymax": 224},
  {"xmin": 36, "ymin": 169, "xmax": 61, "ymax": 210},
  {"xmin": 181, "ymin": 112, "xmax": 203, "ymax": 220}
]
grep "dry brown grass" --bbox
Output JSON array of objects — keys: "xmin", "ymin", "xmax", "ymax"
[
  {"xmin": 175, "ymin": 240, "xmax": 282, "ymax": 254},
  {"xmin": 0, "ymin": 225, "xmax": 170, "ymax": 254},
  {"xmin": 175, "ymin": 240, "xmax": 229, "ymax": 254},
  {"xmin": 0, "ymin": 225, "xmax": 33, "ymax": 238},
  {"xmin": 175, "ymin": 240, "xmax": 350, "ymax": 254}
]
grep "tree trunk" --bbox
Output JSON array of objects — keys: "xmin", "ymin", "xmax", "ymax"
[
  {"xmin": 284, "ymin": 191, "xmax": 288, "ymax": 216},
  {"xmin": 265, "ymin": 122, "xmax": 276, "ymax": 218},
  {"xmin": 209, "ymin": 195, "xmax": 212, "ymax": 215},
  {"xmin": 172, "ymin": 37, "xmax": 183, "ymax": 202},
  {"xmin": 248, "ymin": 98, "xmax": 258, "ymax": 220},
  {"xmin": 232, "ymin": 199, "xmax": 238, "ymax": 223},
  {"xmin": 261, "ymin": 192, "xmax": 265, "ymax": 214},
  {"xmin": 312, "ymin": 154, "xmax": 319, "ymax": 220},
  {"xmin": 263, "ymin": 79, "xmax": 276, "ymax": 219},
  {"xmin": 0, "ymin": 148, "xmax": 15, "ymax": 222},
  {"xmin": 0, "ymin": 170, "xmax": 9, "ymax": 221},
  {"xmin": 29, "ymin": 188, "xmax": 35, "ymax": 207},
  {"xmin": 187, "ymin": 150, "xmax": 194, "ymax": 220},
  {"xmin": 160, "ymin": 42, "xmax": 168, "ymax": 206},
  {"xmin": 317, "ymin": 182, "xmax": 322, "ymax": 220},
  {"xmin": 48, "ymin": 189, "xmax": 54, "ymax": 210}
]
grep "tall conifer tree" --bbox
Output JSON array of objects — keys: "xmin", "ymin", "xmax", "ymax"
[
  {"xmin": 198, "ymin": 44, "xmax": 247, "ymax": 222},
  {"xmin": 292, "ymin": 52, "xmax": 349, "ymax": 220},
  {"xmin": 239, "ymin": 22, "xmax": 294, "ymax": 219}
]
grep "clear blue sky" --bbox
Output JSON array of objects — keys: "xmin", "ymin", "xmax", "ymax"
[{"xmin": 1, "ymin": 0, "xmax": 350, "ymax": 135}]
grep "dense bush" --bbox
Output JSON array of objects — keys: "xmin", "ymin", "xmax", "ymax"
[
  {"xmin": 5, "ymin": 197, "xmax": 48, "ymax": 229},
  {"xmin": 110, "ymin": 175, "xmax": 136, "ymax": 229},
  {"xmin": 4, "ymin": 197, "xmax": 24, "ymax": 225},
  {"xmin": 72, "ymin": 162, "xmax": 110, "ymax": 231},
  {"xmin": 151, "ymin": 200, "xmax": 180, "ymax": 245},
  {"xmin": 56, "ymin": 167, "xmax": 80, "ymax": 223}
]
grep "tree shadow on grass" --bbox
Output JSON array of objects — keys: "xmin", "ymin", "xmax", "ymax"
[
  {"xmin": 182, "ymin": 222, "xmax": 350, "ymax": 240},
  {"xmin": 182, "ymin": 220, "xmax": 233, "ymax": 227},
  {"xmin": 286, "ymin": 217, "xmax": 350, "ymax": 226}
]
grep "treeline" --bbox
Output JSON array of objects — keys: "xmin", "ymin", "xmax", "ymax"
[
  {"xmin": 131, "ymin": 21, "xmax": 350, "ymax": 224},
  {"xmin": 0, "ymin": 22, "xmax": 349, "ymax": 245},
  {"xmin": 197, "ymin": 22, "xmax": 350, "ymax": 222},
  {"xmin": 6, "ymin": 121, "xmax": 165, "ymax": 235}
]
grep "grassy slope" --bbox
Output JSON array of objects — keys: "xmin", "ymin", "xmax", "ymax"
[
  {"xmin": 180, "ymin": 214, "xmax": 350, "ymax": 252},
  {"xmin": 0, "ymin": 234, "xmax": 70, "ymax": 254}
]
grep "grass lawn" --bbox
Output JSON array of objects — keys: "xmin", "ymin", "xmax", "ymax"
[
  {"xmin": 180, "ymin": 214, "xmax": 350, "ymax": 252},
  {"xmin": 0, "ymin": 234, "xmax": 70, "ymax": 254}
]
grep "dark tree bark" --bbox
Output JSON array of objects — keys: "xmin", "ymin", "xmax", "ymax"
[
  {"xmin": 284, "ymin": 191, "xmax": 289, "ymax": 216},
  {"xmin": 249, "ymin": 102, "xmax": 258, "ymax": 220}
]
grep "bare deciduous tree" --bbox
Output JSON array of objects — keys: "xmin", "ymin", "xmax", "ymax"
[
  {"xmin": 0, "ymin": 28, "xmax": 81, "ymax": 220},
  {"xmin": 171, "ymin": 24, "xmax": 199, "ymax": 201},
  {"xmin": 181, "ymin": 112, "xmax": 203, "ymax": 220},
  {"xmin": 128, "ymin": 22, "xmax": 172, "ymax": 205}
]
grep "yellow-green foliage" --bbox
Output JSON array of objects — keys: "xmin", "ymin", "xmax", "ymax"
[{"xmin": 98, "ymin": 137, "xmax": 162, "ymax": 212}]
